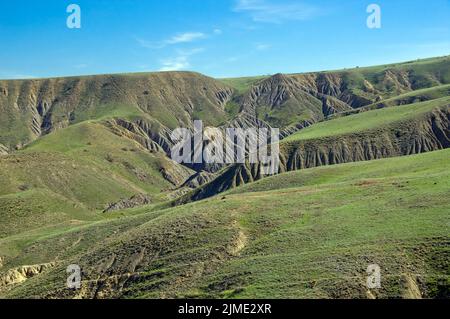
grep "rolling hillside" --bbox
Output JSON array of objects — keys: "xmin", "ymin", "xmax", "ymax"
[
  {"xmin": 0, "ymin": 56, "xmax": 449, "ymax": 299},
  {"xmin": 0, "ymin": 121, "xmax": 193, "ymax": 238},
  {"xmin": 1, "ymin": 149, "xmax": 449, "ymax": 298}
]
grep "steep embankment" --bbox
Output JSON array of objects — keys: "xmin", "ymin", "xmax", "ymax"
[
  {"xmin": 182, "ymin": 98, "xmax": 450, "ymax": 202},
  {"xmin": 281, "ymin": 98, "xmax": 450, "ymax": 169}
]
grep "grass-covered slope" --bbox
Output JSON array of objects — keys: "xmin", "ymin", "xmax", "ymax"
[
  {"xmin": 338, "ymin": 83, "xmax": 450, "ymax": 116},
  {"xmin": 0, "ymin": 120, "xmax": 193, "ymax": 238},
  {"xmin": 1, "ymin": 149, "xmax": 448, "ymax": 299},
  {"xmin": 219, "ymin": 76, "xmax": 270, "ymax": 95},
  {"xmin": 22, "ymin": 120, "xmax": 193, "ymax": 191},
  {"xmin": 284, "ymin": 96, "xmax": 450, "ymax": 142}
]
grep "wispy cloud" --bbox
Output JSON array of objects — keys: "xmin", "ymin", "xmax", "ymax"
[
  {"xmin": 160, "ymin": 56, "xmax": 190, "ymax": 71},
  {"xmin": 234, "ymin": 0, "xmax": 319, "ymax": 23},
  {"xmin": 136, "ymin": 32, "xmax": 207, "ymax": 49},
  {"xmin": 135, "ymin": 37, "xmax": 158, "ymax": 49},
  {"xmin": 166, "ymin": 32, "xmax": 206, "ymax": 44},
  {"xmin": 256, "ymin": 43, "xmax": 271, "ymax": 50},
  {"xmin": 159, "ymin": 47, "xmax": 205, "ymax": 72},
  {"xmin": 176, "ymin": 47, "xmax": 205, "ymax": 56}
]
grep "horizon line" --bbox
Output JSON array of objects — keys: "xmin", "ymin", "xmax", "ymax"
[{"xmin": 1, "ymin": 54, "xmax": 449, "ymax": 82}]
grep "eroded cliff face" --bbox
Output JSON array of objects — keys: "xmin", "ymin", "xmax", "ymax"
[
  {"xmin": 1, "ymin": 61, "xmax": 449, "ymax": 204},
  {"xmin": 0, "ymin": 263, "xmax": 55, "ymax": 292},
  {"xmin": 280, "ymin": 107, "xmax": 450, "ymax": 171},
  {"xmin": 0, "ymin": 72, "xmax": 234, "ymax": 151},
  {"xmin": 233, "ymin": 61, "xmax": 449, "ymax": 130},
  {"xmin": 237, "ymin": 73, "xmax": 352, "ymax": 128},
  {"xmin": 182, "ymin": 106, "xmax": 450, "ymax": 203},
  {"xmin": 1, "ymin": 60, "xmax": 448, "ymax": 158}
]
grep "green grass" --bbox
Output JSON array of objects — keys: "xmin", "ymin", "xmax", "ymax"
[
  {"xmin": 217, "ymin": 56, "xmax": 450, "ymax": 131},
  {"xmin": 0, "ymin": 71, "xmax": 236, "ymax": 152},
  {"xmin": 1, "ymin": 56, "xmax": 450, "ymax": 299},
  {"xmin": 220, "ymin": 76, "xmax": 269, "ymax": 94},
  {"xmin": 0, "ymin": 121, "xmax": 188, "ymax": 239},
  {"xmin": 0, "ymin": 189, "xmax": 97, "ymax": 238},
  {"xmin": 307, "ymin": 55, "xmax": 450, "ymax": 104},
  {"xmin": 362, "ymin": 84, "xmax": 450, "ymax": 110},
  {"xmin": 284, "ymin": 96, "xmax": 450, "ymax": 142},
  {"xmin": 22, "ymin": 121, "xmax": 178, "ymax": 196},
  {"xmin": 322, "ymin": 55, "xmax": 450, "ymax": 81},
  {"xmin": 71, "ymin": 103, "xmax": 146, "ymax": 124},
  {"xmin": 224, "ymin": 101, "xmax": 242, "ymax": 120},
  {"xmin": 2, "ymin": 149, "xmax": 449, "ymax": 299},
  {"xmin": 228, "ymin": 148, "xmax": 450, "ymax": 194}
]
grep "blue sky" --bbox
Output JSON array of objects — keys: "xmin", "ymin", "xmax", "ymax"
[{"xmin": 0, "ymin": 0, "xmax": 449, "ymax": 79}]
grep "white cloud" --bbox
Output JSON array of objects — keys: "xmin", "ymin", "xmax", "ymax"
[
  {"xmin": 166, "ymin": 32, "xmax": 206, "ymax": 44},
  {"xmin": 234, "ymin": 0, "xmax": 319, "ymax": 23},
  {"xmin": 137, "ymin": 32, "xmax": 207, "ymax": 49},
  {"xmin": 159, "ymin": 47, "xmax": 204, "ymax": 72},
  {"xmin": 256, "ymin": 43, "xmax": 271, "ymax": 50},
  {"xmin": 135, "ymin": 37, "xmax": 159, "ymax": 49},
  {"xmin": 176, "ymin": 47, "xmax": 205, "ymax": 56},
  {"xmin": 159, "ymin": 56, "xmax": 190, "ymax": 72},
  {"xmin": 213, "ymin": 29, "xmax": 223, "ymax": 35}
]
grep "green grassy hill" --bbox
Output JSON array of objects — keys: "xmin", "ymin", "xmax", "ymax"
[
  {"xmin": 1, "ymin": 149, "xmax": 448, "ymax": 298},
  {"xmin": 0, "ymin": 120, "xmax": 193, "ymax": 239}
]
